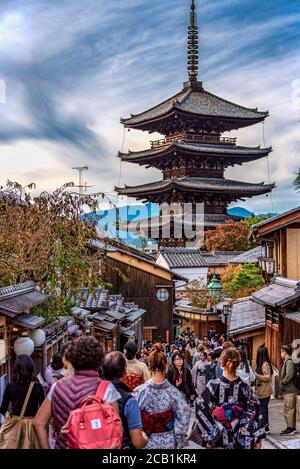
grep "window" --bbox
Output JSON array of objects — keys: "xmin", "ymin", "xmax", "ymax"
[{"xmin": 156, "ymin": 288, "xmax": 169, "ymax": 302}]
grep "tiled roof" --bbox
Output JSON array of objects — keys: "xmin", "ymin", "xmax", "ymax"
[
  {"xmin": 230, "ymin": 246, "xmax": 266, "ymax": 264},
  {"xmin": 118, "ymin": 142, "xmax": 271, "ymax": 162},
  {"xmin": 252, "ymin": 276, "xmax": 300, "ymax": 307},
  {"xmin": 159, "ymin": 247, "xmax": 242, "ymax": 268},
  {"xmin": 285, "ymin": 312, "xmax": 300, "ymax": 324},
  {"xmin": 121, "ymin": 86, "xmax": 267, "ymax": 126},
  {"xmin": 116, "ymin": 177, "xmax": 275, "ymax": 197},
  {"xmin": 228, "ymin": 298, "xmax": 265, "ymax": 336},
  {"xmin": 0, "ymin": 281, "xmax": 48, "ymax": 330}
]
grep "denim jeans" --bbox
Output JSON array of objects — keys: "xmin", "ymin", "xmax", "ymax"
[{"xmin": 259, "ymin": 396, "xmax": 270, "ymax": 426}]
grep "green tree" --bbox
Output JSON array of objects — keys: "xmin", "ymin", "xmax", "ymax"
[
  {"xmin": 293, "ymin": 172, "xmax": 300, "ymax": 192},
  {"xmin": 245, "ymin": 214, "xmax": 272, "ymax": 230},
  {"xmin": 0, "ymin": 181, "xmax": 108, "ymax": 324},
  {"xmin": 226, "ymin": 263, "xmax": 265, "ymax": 299}
]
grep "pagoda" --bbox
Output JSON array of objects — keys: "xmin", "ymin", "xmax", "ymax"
[{"xmin": 115, "ymin": 0, "xmax": 275, "ymax": 247}]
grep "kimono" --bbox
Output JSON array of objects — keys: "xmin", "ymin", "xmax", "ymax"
[
  {"xmin": 191, "ymin": 360, "xmax": 208, "ymax": 397},
  {"xmin": 194, "ymin": 376, "xmax": 266, "ymax": 449},
  {"xmin": 133, "ymin": 379, "xmax": 191, "ymax": 449}
]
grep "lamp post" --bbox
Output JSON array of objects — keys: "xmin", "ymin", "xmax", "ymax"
[
  {"xmin": 207, "ymin": 275, "xmax": 223, "ymax": 309},
  {"xmin": 223, "ymin": 301, "xmax": 230, "ymax": 341}
]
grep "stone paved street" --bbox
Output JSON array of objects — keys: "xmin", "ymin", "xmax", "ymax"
[{"xmin": 184, "ymin": 397, "xmax": 300, "ymax": 450}]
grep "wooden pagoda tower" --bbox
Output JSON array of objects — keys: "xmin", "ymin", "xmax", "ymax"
[{"xmin": 115, "ymin": 0, "xmax": 275, "ymax": 247}]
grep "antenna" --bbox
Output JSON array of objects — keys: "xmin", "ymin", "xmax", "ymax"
[{"xmin": 71, "ymin": 166, "xmax": 93, "ymax": 194}]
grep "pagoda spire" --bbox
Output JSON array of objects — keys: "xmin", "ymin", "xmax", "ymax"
[{"xmin": 187, "ymin": 0, "xmax": 199, "ymax": 82}]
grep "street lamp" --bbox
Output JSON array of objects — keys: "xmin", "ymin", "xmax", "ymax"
[
  {"xmin": 207, "ymin": 275, "xmax": 223, "ymax": 309},
  {"xmin": 222, "ymin": 300, "xmax": 230, "ymax": 340},
  {"xmin": 258, "ymin": 256, "xmax": 276, "ymax": 278}
]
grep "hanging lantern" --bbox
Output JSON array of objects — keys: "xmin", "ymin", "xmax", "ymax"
[
  {"xmin": 28, "ymin": 329, "xmax": 46, "ymax": 348},
  {"xmin": 14, "ymin": 336, "xmax": 34, "ymax": 356}
]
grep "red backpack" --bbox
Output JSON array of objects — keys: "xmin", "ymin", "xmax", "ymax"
[
  {"xmin": 61, "ymin": 380, "xmax": 122, "ymax": 449},
  {"xmin": 123, "ymin": 373, "xmax": 143, "ymax": 391}
]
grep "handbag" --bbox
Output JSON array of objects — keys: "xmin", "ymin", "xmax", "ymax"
[{"xmin": 0, "ymin": 382, "xmax": 36, "ymax": 449}]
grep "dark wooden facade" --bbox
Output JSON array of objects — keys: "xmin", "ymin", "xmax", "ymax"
[{"xmin": 105, "ymin": 252, "xmax": 175, "ymax": 343}]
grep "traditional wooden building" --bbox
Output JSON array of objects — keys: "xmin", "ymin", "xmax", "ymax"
[
  {"xmin": 250, "ymin": 207, "xmax": 300, "ymax": 377},
  {"xmin": 103, "ymin": 244, "xmax": 186, "ymax": 343},
  {"xmin": 116, "ymin": 0, "xmax": 274, "ymax": 247},
  {"xmin": 227, "ymin": 297, "xmax": 265, "ymax": 369},
  {"xmin": 175, "ymin": 298, "xmax": 224, "ymax": 338}
]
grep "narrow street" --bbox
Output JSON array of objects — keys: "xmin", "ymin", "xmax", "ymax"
[{"xmin": 185, "ymin": 397, "xmax": 300, "ymax": 450}]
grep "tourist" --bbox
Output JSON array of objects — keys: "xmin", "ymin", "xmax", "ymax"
[
  {"xmin": 237, "ymin": 349, "xmax": 256, "ymax": 386},
  {"xmin": 207, "ymin": 326, "xmax": 216, "ymax": 341},
  {"xmin": 33, "ymin": 337, "xmax": 121, "ymax": 449},
  {"xmin": 194, "ymin": 347, "xmax": 265, "ymax": 449},
  {"xmin": 215, "ymin": 340, "xmax": 235, "ymax": 378},
  {"xmin": 191, "ymin": 351, "xmax": 209, "ymax": 397},
  {"xmin": 124, "ymin": 340, "xmax": 151, "ymax": 390},
  {"xmin": 192, "ymin": 344, "xmax": 204, "ymax": 367},
  {"xmin": 186, "ymin": 339, "xmax": 197, "ymax": 360},
  {"xmin": 204, "ymin": 351, "xmax": 218, "ymax": 382},
  {"xmin": 0, "ymin": 355, "xmax": 44, "ymax": 449},
  {"xmin": 60, "ymin": 342, "xmax": 74, "ymax": 378},
  {"xmin": 279, "ymin": 345, "xmax": 298, "ymax": 436},
  {"xmin": 102, "ymin": 351, "xmax": 148, "ymax": 449},
  {"xmin": 133, "ymin": 344, "xmax": 191, "ymax": 449},
  {"xmin": 255, "ymin": 345, "xmax": 273, "ymax": 433},
  {"xmin": 166, "ymin": 352, "xmax": 196, "ymax": 406},
  {"xmin": 44, "ymin": 352, "xmax": 64, "ymax": 391}
]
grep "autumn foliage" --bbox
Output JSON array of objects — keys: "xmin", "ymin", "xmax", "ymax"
[
  {"xmin": 0, "ymin": 181, "xmax": 106, "ymax": 323},
  {"xmin": 203, "ymin": 222, "xmax": 251, "ymax": 252}
]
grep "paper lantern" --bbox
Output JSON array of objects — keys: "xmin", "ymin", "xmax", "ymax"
[
  {"xmin": 14, "ymin": 336, "xmax": 34, "ymax": 356},
  {"xmin": 29, "ymin": 329, "xmax": 46, "ymax": 348}
]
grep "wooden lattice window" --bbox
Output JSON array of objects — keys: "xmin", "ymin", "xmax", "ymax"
[{"xmin": 143, "ymin": 327, "xmax": 157, "ymax": 343}]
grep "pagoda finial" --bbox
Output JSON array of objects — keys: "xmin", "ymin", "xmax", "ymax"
[{"xmin": 187, "ymin": 0, "xmax": 199, "ymax": 82}]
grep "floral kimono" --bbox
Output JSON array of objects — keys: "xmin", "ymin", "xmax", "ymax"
[
  {"xmin": 191, "ymin": 360, "xmax": 207, "ymax": 397},
  {"xmin": 133, "ymin": 379, "xmax": 191, "ymax": 449},
  {"xmin": 194, "ymin": 376, "xmax": 266, "ymax": 449}
]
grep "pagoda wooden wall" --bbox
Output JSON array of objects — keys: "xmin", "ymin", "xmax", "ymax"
[{"xmin": 105, "ymin": 257, "xmax": 174, "ymax": 343}]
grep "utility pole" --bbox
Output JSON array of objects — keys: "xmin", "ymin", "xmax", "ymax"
[{"xmin": 71, "ymin": 166, "xmax": 93, "ymax": 194}]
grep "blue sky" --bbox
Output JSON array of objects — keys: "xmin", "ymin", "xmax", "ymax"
[{"xmin": 0, "ymin": 0, "xmax": 299, "ymax": 213}]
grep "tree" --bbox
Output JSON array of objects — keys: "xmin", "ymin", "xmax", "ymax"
[
  {"xmin": 293, "ymin": 172, "xmax": 300, "ymax": 192},
  {"xmin": 186, "ymin": 279, "xmax": 208, "ymax": 309},
  {"xmin": 0, "ymin": 181, "xmax": 108, "ymax": 324},
  {"xmin": 225, "ymin": 263, "xmax": 265, "ymax": 299},
  {"xmin": 203, "ymin": 222, "xmax": 251, "ymax": 252},
  {"xmin": 220, "ymin": 264, "xmax": 242, "ymax": 297},
  {"xmin": 245, "ymin": 214, "xmax": 273, "ymax": 230}
]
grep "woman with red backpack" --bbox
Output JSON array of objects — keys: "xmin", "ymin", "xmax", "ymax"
[{"xmin": 33, "ymin": 337, "xmax": 121, "ymax": 449}]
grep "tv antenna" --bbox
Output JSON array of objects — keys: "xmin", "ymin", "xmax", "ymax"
[{"xmin": 72, "ymin": 165, "xmax": 93, "ymax": 194}]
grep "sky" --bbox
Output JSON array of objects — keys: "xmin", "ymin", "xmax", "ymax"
[{"xmin": 0, "ymin": 0, "xmax": 300, "ymax": 214}]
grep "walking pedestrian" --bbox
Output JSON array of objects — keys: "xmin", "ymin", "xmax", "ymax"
[
  {"xmin": 166, "ymin": 352, "xmax": 196, "ymax": 406},
  {"xmin": 194, "ymin": 347, "xmax": 265, "ymax": 449},
  {"xmin": 255, "ymin": 345, "xmax": 273, "ymax": 433},
  {"xmin": 133, "ymin": 344, "xmax": 191, "ymax": 449},
  {"xmin": 124, "ymin": 341, "xmax": 151, "ymax": 390},
  {"xmin": 33, "ymin": 337, "xmax": 121, "ymax": 449},
  {"xmin": 102, "ymin": 351, "xmax": 148, "ymax": 449},
  {"xmin": 237, "ymin": 349, "xmax": 256, "ymax": 387},
  {"xmin": 191, "ymin": 351, "xmax": 209, "ymax": 397},
  {"xmin": 0, "ymin": 355, "xmax": 44, "ymax": 449},
  {"xmin": 279, "ymin": 345, "xmax": 298, "ymax": 436}
]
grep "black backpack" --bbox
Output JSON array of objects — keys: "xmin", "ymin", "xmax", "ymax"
[{"xmin": 293, "ymin": 362, "xmax": 300, "ymax": 391}]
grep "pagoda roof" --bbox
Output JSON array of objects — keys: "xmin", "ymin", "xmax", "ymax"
[
  {"xmin": 115, "ymin": 177, "xmax": 275, "ymax": 200},
  {"xmin": 121, "ymin": 83, "xmax": 268, "ymax": 132},
  {"xmin": 118, "ymin": 142, "xmax": 271, "ymax": 164}
]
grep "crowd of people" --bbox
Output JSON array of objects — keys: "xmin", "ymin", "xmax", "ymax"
[{"xmin": 0, "ymin": 326, "xmax": 298, "ymax": 450}]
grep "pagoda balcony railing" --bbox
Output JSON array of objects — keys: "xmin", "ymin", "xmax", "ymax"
[{"xmin": 150, "ymin": 133, "xmax": 237, "ymax": 148}]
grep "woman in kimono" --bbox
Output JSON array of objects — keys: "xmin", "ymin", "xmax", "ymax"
[
  {"xmin": 133, "ymin": 344, "xmax": 191, "ymax": 449},
  {"xmin": 194, "ymin": 347, "xmax": 265, "ymax": 449},
  {"xmin": 191, "ymin": 351, "xmax": 209, "ymax": 397}
]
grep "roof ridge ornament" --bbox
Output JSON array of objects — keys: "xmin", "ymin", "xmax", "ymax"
[{"xmin": 185, "ymin": 0, "xmax": 203, "ymax": 91}]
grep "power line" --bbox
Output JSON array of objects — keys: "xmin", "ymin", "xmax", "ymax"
[{"xmin": 262, "ymin": 121, "xmax": 275, "ymax": 213}]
